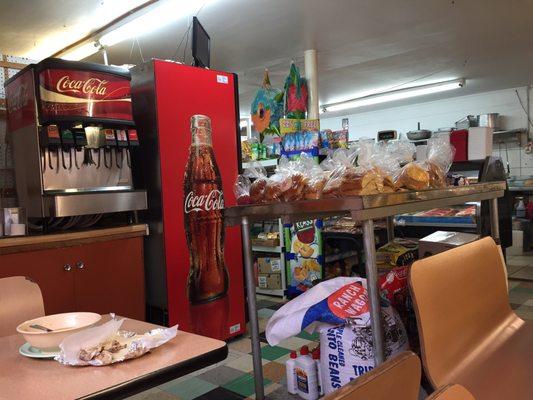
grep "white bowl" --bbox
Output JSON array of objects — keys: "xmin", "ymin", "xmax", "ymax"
[{"xmin": 16, "ymin": 312, "xmax": 101, "ymax": 350}]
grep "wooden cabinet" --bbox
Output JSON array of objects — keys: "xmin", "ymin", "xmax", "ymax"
[
  {"xmin": 73, "ymin": 238, "xmax": 145, "ymax": 318},
  {"xmin": 0, "ymin": 247, "xmax": 76, "ymax": 315},
  {"xmin": 0, "ymin": 237, "xmax": 145, "ymax": 320}
]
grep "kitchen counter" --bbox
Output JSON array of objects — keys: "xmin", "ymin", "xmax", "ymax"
[{"xmin": 0, "ymin": 224, "xmax": 148, "ymax": 255}]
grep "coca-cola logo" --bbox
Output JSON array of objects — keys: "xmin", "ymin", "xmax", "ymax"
[
  {"xmin": 56, "ymin": 75, "xmax": 108, "ymax": 95},
  {"xmin": 184, "ymin": 190, "xmax": 224, "ymax": 213},
  {"xmin": 7, "ymin": 84, "xmax": 30, "ymax": 113}
]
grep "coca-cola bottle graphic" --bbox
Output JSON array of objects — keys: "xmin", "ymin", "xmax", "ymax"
[{"xmin": 184, "ymin": 115, "xmax": 228, "ymax": 304}]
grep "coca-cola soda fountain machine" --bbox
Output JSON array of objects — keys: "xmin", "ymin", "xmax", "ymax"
[
  {"xmin": 4, "ymin": 58, "xmax": 147, "ymax": 218},
  {"xmin": 130, "ymin": 60, "xmax": 245, "ymax": 340}
]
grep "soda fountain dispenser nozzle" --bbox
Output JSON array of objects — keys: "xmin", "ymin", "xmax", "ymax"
[
  {"xmin": 103, "ymin": 128, "xmax": 116, "ymax": 169},
  {"xmin": 83, "ymin": 126, "xmax": 102, "ymax": 166},
  {"xmin": 115, "ymin": 129, "xmax": 128, "ymax": 169},
  {"xmin": 125, "ymin": 128, "xmax": 139, "ymax": 169},
  {"xmin": 72, "ymin": 127, "xmax": 88, "ymax": 169},
  {"xmin": 40, "ymin": 125, "xmax": 61, "ymax": 171},
  {"xmin": 60, "ymin": 127, "xmax": 75, "ymax": 170}
]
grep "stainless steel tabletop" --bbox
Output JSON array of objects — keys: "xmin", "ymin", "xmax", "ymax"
[{"xmin": 224, "ymin": 181, "xmax": 506, "ymax": 224}]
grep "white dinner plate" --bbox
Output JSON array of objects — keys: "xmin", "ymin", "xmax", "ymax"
[{"xmin": 19, "ymin": 342, "xmax": 60, "ymax": 359}]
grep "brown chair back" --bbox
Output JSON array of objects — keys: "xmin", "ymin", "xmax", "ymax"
[
  {"xmin": 409, "ymin": 237, "xmax": 512, "ymax": 388},
  {"xmin": 0, "ymin": 276, "xmax": 45, "ymax": 337},
  {"xmin": 323, "ymin": 351, "xmax": 421, "ymax": 400},
  {"xmin": 428, "ymin": 384, "xmax": 476, "ymax": 400}
]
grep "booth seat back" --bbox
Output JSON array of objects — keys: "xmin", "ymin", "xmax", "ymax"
[
  {"xmin": 409, "ymin": 237, "xmax": 511, "ymax": 388},
  {"xmin": 323, "ymin": 351, "xmax": 421, "ymax": 400}
]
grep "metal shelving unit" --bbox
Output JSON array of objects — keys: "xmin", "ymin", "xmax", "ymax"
[
  {"xmin": 252, "ymin": 245, "xmax": 282, "ymax": 253},
  {"xmin": 242, "ymin": 159, "xmax": 278, "ymax": 169},
  {"xmin": 225, "ymin": 182, "xmax": 505, "ymax": 400},
  {"xmin": 252, "ymin": 218, "xmax": 286, "ymax": 298}
]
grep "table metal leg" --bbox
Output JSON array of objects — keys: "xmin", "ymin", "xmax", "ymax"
[
  {"xmin": 241, "ymin": 216, "xmax": 265, "ymax": 400},
  {"xmin": 386, "ymin": 216, "xmax": 395, "ymax": 243},
  {"xmin": 362, "ymin": 219, "xmax": 385, "ymax": 365},
  {"xmin": 489, "ymin": 198, "xmax": 500, "ymax": 243}
]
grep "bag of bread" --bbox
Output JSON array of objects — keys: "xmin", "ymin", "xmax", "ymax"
[
  {"xmin": 396, "ymin": 161, "xmax": 430, "ymax": 190},
  {"xmin": 426, "ymin": 135, "xmax": 455, "ymax": 188},
  {"xmin": 322, "ymin": 148, "xmax": 384, "ymax": 197},
  {"xmin": 233, "ymin": 175, "xmax": 252, "ymax": 205},
  {"xmin": 367, "ymin": 141, "xmax": 400, "ymax": 192},
  {"xmin": 300, "ymin": 153, "xmax": 327, "ymax": 200},
  {"xmin": 243, "ymin": 162, "xmax": 269, "ymax": 204},
  {"xmin": 321, "ymin": 149, "xmax": 355, "ymax": 197},
  {"xmin": 277, "ymin": 156, "xmax": 309, "ymax": 202}
]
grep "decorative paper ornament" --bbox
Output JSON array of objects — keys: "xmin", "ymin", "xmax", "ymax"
[
  {"xmin": 250, "ymin": 69, "xmax": 284, "ymax": 134},
  {"xmin": 284, "ymin": 62, "xmax": 308, "ymax": 119}
]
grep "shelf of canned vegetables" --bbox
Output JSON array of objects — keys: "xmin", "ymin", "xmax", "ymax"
[{"xmin": 224, "ymin": 138, "xmax": 505, "ymax": 400}]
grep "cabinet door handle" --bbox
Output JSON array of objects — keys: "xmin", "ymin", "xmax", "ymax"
[
  {"xmin": 76, "ymin": 261, "xmax": 85, "ymax": 270},
  {"xmin": 64, "ymin": 264, "xmax": 72, "ymax": 272}
]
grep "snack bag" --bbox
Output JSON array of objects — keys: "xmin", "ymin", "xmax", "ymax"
[
  {"xmin": 300, "ymin": 153, "xmax": 327, "ymax": 200},
  {"xmin": 233, "ymin": 175, "xmax": 252, "ymax": 205},
  {"xmin": 277, "ymin": 156, "xmax": 308, "ymax": 202},
  {"xmin": 427, "ymin": 135, "xmax": 455, "ymax": 188},
  {"xmin": 395, "ymin": 161, "xmax": 430, "ymax": 190},
  {"xmin": 266, "ymin": 277, "xmax": 409, "ymax": 394},
  {"xmin": 244, "ymin": 162, "xmax": 268, "ymax": 203},
  {"xmin": 369, "ymin": 141, "xmax": 400, "ymax": 192}
]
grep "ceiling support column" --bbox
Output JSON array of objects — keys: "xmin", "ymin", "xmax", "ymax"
[{"xmin": 304, "ymin": 49, "xmax": 319, "ymax": 119}]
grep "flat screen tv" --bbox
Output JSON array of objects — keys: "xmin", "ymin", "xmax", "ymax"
[{"xmin": 192, "ymin": 17, "xmax": 210, "ymax": 68}]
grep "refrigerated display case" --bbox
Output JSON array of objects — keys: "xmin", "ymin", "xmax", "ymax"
[{"xmin": 130, "ymin": 60, "xmax": 245, "ymax": 340}]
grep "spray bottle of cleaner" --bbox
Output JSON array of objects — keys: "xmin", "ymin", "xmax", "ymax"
[
  {"xmin": 286, "ymin": 351, "xmax": 298, "ymax": 394},
  {"xmin": 295, "ymin": 346, "xmax": 319, "ymax": 400},
  {"xmin": 312, "ymin": 349, "xmax": 323, "ymax": 396}
]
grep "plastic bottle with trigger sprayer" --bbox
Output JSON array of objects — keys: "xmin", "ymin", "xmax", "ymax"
[
  {"xmin": 295, "ymin": 346, "xmax": 319, "ymax": 400},
  {"xmin": 286, "ymin": 351, "xmax": 298, "ymax": 394}
]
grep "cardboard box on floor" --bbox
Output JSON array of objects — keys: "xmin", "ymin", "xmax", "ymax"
[
  {"xmin": 258, "ymin": 273, "xmax": 282, "ymax": 289},
  {"xmin": 257, "ymin": 257, "xmax": 282, "ymax": 274},
  {"xmin": 419, "ymin": 231, "xmax": 479, "ymax": 258}
]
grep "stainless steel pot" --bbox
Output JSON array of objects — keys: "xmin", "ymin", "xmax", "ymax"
[
  {"xmin": 477, "ymin": 113, "xmax": 500, "ymax": 130},
  {"xmin": 406, "ymin": 122, "xmax": 431, "ymax": 141}
]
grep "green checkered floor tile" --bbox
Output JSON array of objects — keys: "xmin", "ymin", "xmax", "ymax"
[
  {"xmin": 258, "ymin": 345, "xmax": 291, "ymax": 361},
  {"xmin": 162, "ymin": 377, "xmax": 216, "ymax": 400},
  {"xmin": 222, "ymin": 374, "xmax": 272, "ymax": 397}
]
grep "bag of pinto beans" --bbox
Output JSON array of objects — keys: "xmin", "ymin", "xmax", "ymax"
[{"xmin": 265, "ymin": 277, "xmax": 409, "ymax": 395}]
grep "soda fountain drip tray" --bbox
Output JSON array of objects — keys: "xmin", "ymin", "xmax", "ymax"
[{"xmin": 42, "ymin": 190, "xmax": 147, "ymax": 217}]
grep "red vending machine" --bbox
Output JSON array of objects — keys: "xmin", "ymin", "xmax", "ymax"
[{"xmin": 130, "ymin": 60, "xmax": 245, "ymax": 340}]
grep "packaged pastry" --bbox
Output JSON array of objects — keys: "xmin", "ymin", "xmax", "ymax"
[
  {"xmin": 243, "ymin": 161, "xmax": 269, "ymax": 204},
  {"xmin": 300, "ymin": 153, "xmax": 327, "ymax": 200},
  {"xmin": 396, "ymin": 162, "xmax": 430, "ymax": 190},
  {"xmin": 426, "ymin": 135, "xmax": 455, "ymax": 188},
  {"xmin": 233, "ymin": 175, "xmax": 252, "ymax": 205}
]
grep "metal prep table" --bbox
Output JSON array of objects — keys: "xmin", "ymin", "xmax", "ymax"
[{"xmin": 225, "ymin": 181, "xmax": 506, "ymax": 400}]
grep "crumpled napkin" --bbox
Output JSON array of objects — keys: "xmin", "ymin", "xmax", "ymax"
[{"xmin": 55, "ymin": 315, "xmax": 178, "ymax": 366}]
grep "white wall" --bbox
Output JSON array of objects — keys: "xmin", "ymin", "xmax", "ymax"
[{"xmin": 321, "ymin": 86, "xmax": 533, "ymax": 176}]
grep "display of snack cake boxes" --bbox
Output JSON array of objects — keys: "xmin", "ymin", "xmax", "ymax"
[
  {"xmin": 284, "ymin": 219, "xmax": 324, "ymax": 297},
  {"xmin": 279, "ymin": 118, "xmax": 324, "ymax": 298}
]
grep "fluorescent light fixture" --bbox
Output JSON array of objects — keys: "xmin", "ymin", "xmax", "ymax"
[
  {"xmin": 321, "ymin": 79, "xmax": 465, "ymax": 113},
  {"xmin": 100, "ymin": 0, "xmax": 211, "ymax": 47},
  {"xmin": 61, "ymin": 42, "xmax": 100, "ymax": 61},
  {"xmin": 24, "ymin": 0, "xmax": 149, "ymax": 60}
]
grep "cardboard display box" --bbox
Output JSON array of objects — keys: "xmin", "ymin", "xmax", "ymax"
[
  {"xmin": 257, "ymin": 257, "xmax": 282, "ymax": 274},
  {"xmin": 258, "ymin": 273, "xmax": 282, "ymax": 289},
  {"xmin": 419, "ymin": 231, "xmax": 479, "ymax": 258},
  {"xmin": 252, "ymin": 238, "xmax": 280, "ymax": 247}
]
